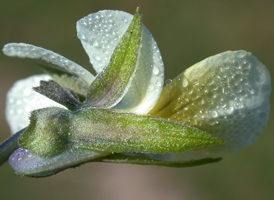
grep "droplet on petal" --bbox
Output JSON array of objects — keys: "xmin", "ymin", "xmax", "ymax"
[
  {"xmin": 150, "ymin": 50, "xmax": 271, "ymax": 152},
  {"xmin": 77, "ymin": 10, "xmax": 133, "ymax": 73},
  {"xmin": 6, "ymin": 75, "xmax": 67, "ymax": 134},
  {"xmin": 77, "ymin": 10, "xmax": 164, "ymax": 114},
  {"xmin": 2, "ymin": 43, "xmax": 94, "ymax": 84}
]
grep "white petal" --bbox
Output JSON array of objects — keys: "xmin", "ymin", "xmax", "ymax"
[
  {"xmin": 151, "ymin": 51, "xmax": 271, "ymax": 152},
  {"xmin": 114, "ymin": 26, "xmax": 164, "ymax": 114},
  {"xmin": 194, "ymin": 51, "xmax": 271, "ymax": 152},
  {"xmin": 77, "ymin": 10, "xmax": 132, "ymax": 73},
  {"xmin": 6, "ymin": 74, "xmax": 67, "ymax": 134},
  {"xmin": 3, "ymin": 43, "xmax": 94, "ymax": 84},
  {"xmin": 77, "ymin": 10, "xmax": 164, "ymax": 114}
]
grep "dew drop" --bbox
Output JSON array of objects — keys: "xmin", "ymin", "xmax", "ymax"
[
  {"xmin": 165, "ymin": 79, "xmax": 172, "ymax": 86},
  {"xmin": 148, "ymin": 84, "xmax": 154, "ymax": 91},
  {"xmin": 23, "ymin": 88, "xmax": 32, "ymax": 96},
  {"xmin": 106, "ymin": 11, "xmax": 112, "ymax": 17},
  {"xmin": 102, "ymin": 49, "xmax": 109, "ymax": 54},
  {"xmin": 152, "ymin": 65, "xmax": 160, "ymax": 75},
  {"xmin": 3, "ymin": 45, "xmax": 14, "ymax": 56},
  {"xmin": 67, "ymin": 63, "xmax": 75, "ymax": 70},
  {"xmin": 78, "ymin": 69, "xmax": 85, "ymax": 75},
  {"xmin": 156, "ymin": 80, "xmax": 162, "ymax": 87},
  {"xmin": 209, "ymin": 110, "xmax": 218, "ymax": 118},
  {"xmin": 122, "ymin": 17, "xmax": 128, "ymax": 23},
  {"xmin": 108, "ymin": 19, "xmax": 114, "ymax": 24},
  {"xmin": 93, "ymin": 54, "xmax": 101, "ymax": 61},
  {"xmin": 77, "ymin": 32, "xmax": 87, "ymax": 42},
  {"xmin": 89, "ymin": 38, "xmax": 99, "ymax": 47}
]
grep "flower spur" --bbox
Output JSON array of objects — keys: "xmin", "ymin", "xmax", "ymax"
[{"xmin": 0, "ymin": 7, "xmax": 271, "ymax": 177}]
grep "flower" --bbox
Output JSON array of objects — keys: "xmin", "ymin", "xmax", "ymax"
[{"xmin": 0, "ymin": 7, "xmax": 271, "ymax": 177}]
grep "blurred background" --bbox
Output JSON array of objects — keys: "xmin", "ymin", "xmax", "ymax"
[{"xmin": 0, "ymin": 0, "xmax": 273, "ymax": 199}]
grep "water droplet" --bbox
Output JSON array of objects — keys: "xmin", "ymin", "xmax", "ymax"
[
  {"xmin": 148, "ymin": 84, "xmax": 154, "ymax": 91},
  {"xmin": 16, "ymin": 100, "xmax": 22, "ymax": 105},
  {"xmin": 67, "ymin": 62, "xmax": 75, "ymax": 70},
  {"xmin": 93, "ymin": 54, "xmax": 101, "ymax": 61},
  {"xmin": 108, "ymin": 19, "xmax": 114, "ymax": 24},
  {"xmin": 122, "ymin": 17, "xmax": 128, "ymax": 23},
  {"xmin": 165, "ymin": 79, "xmax": 172, "ymax": 86},
  {"xmin": 106, "ymin": 11, "xmax": 112, "ymax": 17},
  {"xmin": 152, "ymin": 66, "xmax": 160, "ymax": 75},
  {"xmin": 3, "ymin": 45, "xmax": 14, "ymax": 56},
  {"xmin": 77, "ymin": 32, "xmax": 87, "ymax": 42},
  {"xmin": 209, "ymin": 110, "xmax": 218, "ymax": 118},
  {"xmin": 102, "ymin": 49, "xmax": 109, "ymax": 54},
  {"xmin": 23, "ymin": 88, "xmax": 31, "ymax": 96},
  {"xmin": 89, "ymin": 38, "xmax": 99, "ymax": 47},
  {"xmin": 156, "ymin": 80, "xmax": 162, "ymax": 87},
  {"xmin": 78, "ymin": 69, "xmax": 85, "ymax": 75},
  {"xmin": 82, "ymin": 21, "xmax": 88, "ymax": 26}
]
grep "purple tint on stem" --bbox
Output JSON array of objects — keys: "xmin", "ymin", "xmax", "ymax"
[{"xmin": 0, "ymin": 128, "xmax": 26, "ymax": 166}]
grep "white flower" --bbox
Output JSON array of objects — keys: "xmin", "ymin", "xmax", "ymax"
[
  {"xmin": 1, "ymin": 8, "xmax": 271, "ymax": 177},
  {"xmin": 3, "ymin": 9, "xmax": 164, "ymax": 134}
]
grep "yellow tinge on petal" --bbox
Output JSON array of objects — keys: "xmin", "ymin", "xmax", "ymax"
[{"xmin": 150, "ymin": 50, "xmax": 271, "ymax": 152}]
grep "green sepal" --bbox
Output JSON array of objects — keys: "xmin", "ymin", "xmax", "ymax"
[
  {"xmin": 94, "ymin": 153, "xmax": 222, "ymax": 167},
  {"xmin": 52, "ymin": 74, "xmax": 89, "ymax": 101},
  {"xmin": 33, "ymin": 80, "xmax": 82, "ymax": 111},
  {"xmin": 70, "ymin": 108, "xmax": 224, "ymax": 154},
  {"xmin": 18, "ymin": 107, "xmax": 224, "ymax": 158},
  {"xmin": 86, "ymin": 7, "xmax": 142, "ymax": 108},
  {"xmin": 19, "ymin": 107, "xmax": 71, "ymax": 157},
  {"xmin": 38, "ymin": 62, "xmax": 89, "ymax": 103}
]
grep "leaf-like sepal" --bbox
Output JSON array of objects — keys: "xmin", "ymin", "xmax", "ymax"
[
  {"xmin": 86, "ymin": 7, "xmax": 142, "ymax": 108},
  {"xmin": 19, "ymin": 108, "xmax": 71, "ymax": 157},
  {"xmin": 70, "ymin": 108, "xmax": 224, "ymax": 153},
  {"xmin": 33, "ymin": 80, "xmax": 82, "ymax": 110},
  {"xmin": 95, "ymin": 153, "xmax": 222, "ymax": 168}
]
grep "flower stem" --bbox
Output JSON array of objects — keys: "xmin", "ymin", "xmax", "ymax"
[{"xmin": 0, "ymin": 128, "xmax": 26, "ymax": 166}]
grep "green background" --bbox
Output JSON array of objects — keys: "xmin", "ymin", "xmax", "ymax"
[{"xmin": 0, "ymin": 0, "xmax": 274, "ymax": 199}]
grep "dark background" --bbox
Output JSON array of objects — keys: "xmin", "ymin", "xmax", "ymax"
[{"xmin": 0, "ymin": 1, "xmax": 274, "ymax": 199}]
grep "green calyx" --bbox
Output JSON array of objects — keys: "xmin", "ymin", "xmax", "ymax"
[
  {"xmin": 19, "ymin": 107, "xmax": 223, "ymax": 158},
  {"xmin": 70, "ymin": 108, "xmax": 224, "ymax": 153},
  {"xmin": 19, "ymin": 108, "xmax": 71, "ymax": 157},
  {"xmin": 86, "ymin": 7, "xmax": 142, "ymax": 108},
  {"xmin": 94, "ymin": 153, "xmax": 222, "ymax": 168}
]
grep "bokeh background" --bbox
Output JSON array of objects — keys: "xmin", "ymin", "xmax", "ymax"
[{"xmin": 0, "ymin": 0, "xmax": 274, "ymax": 199}]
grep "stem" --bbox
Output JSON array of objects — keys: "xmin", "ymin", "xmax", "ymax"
[{"xmin": 0, "ymin": 128, "xmax": 26, "ymax": 166}]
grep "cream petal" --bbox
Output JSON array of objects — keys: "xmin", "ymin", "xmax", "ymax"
[
  {"xmin": 3, "ymin": 43, "xmax": 94, "ymax": 84},
  {"xmin": 77, "ymin": 10, "xmax": 164, "ymax": 113},
  {"xmin": 77, "ymin": 10, "xmax": 132, "ymax": 73},
  {"xmin": 6, "ymin": 74, "xmax": 66, "ymax": 134},
  {"xmin": 150, "ymin": 51, "xmax": 271, "ymax": 152},
  {"xmin": 113, "ymin": 26, "xmax": 164, "ymax": 114}
]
